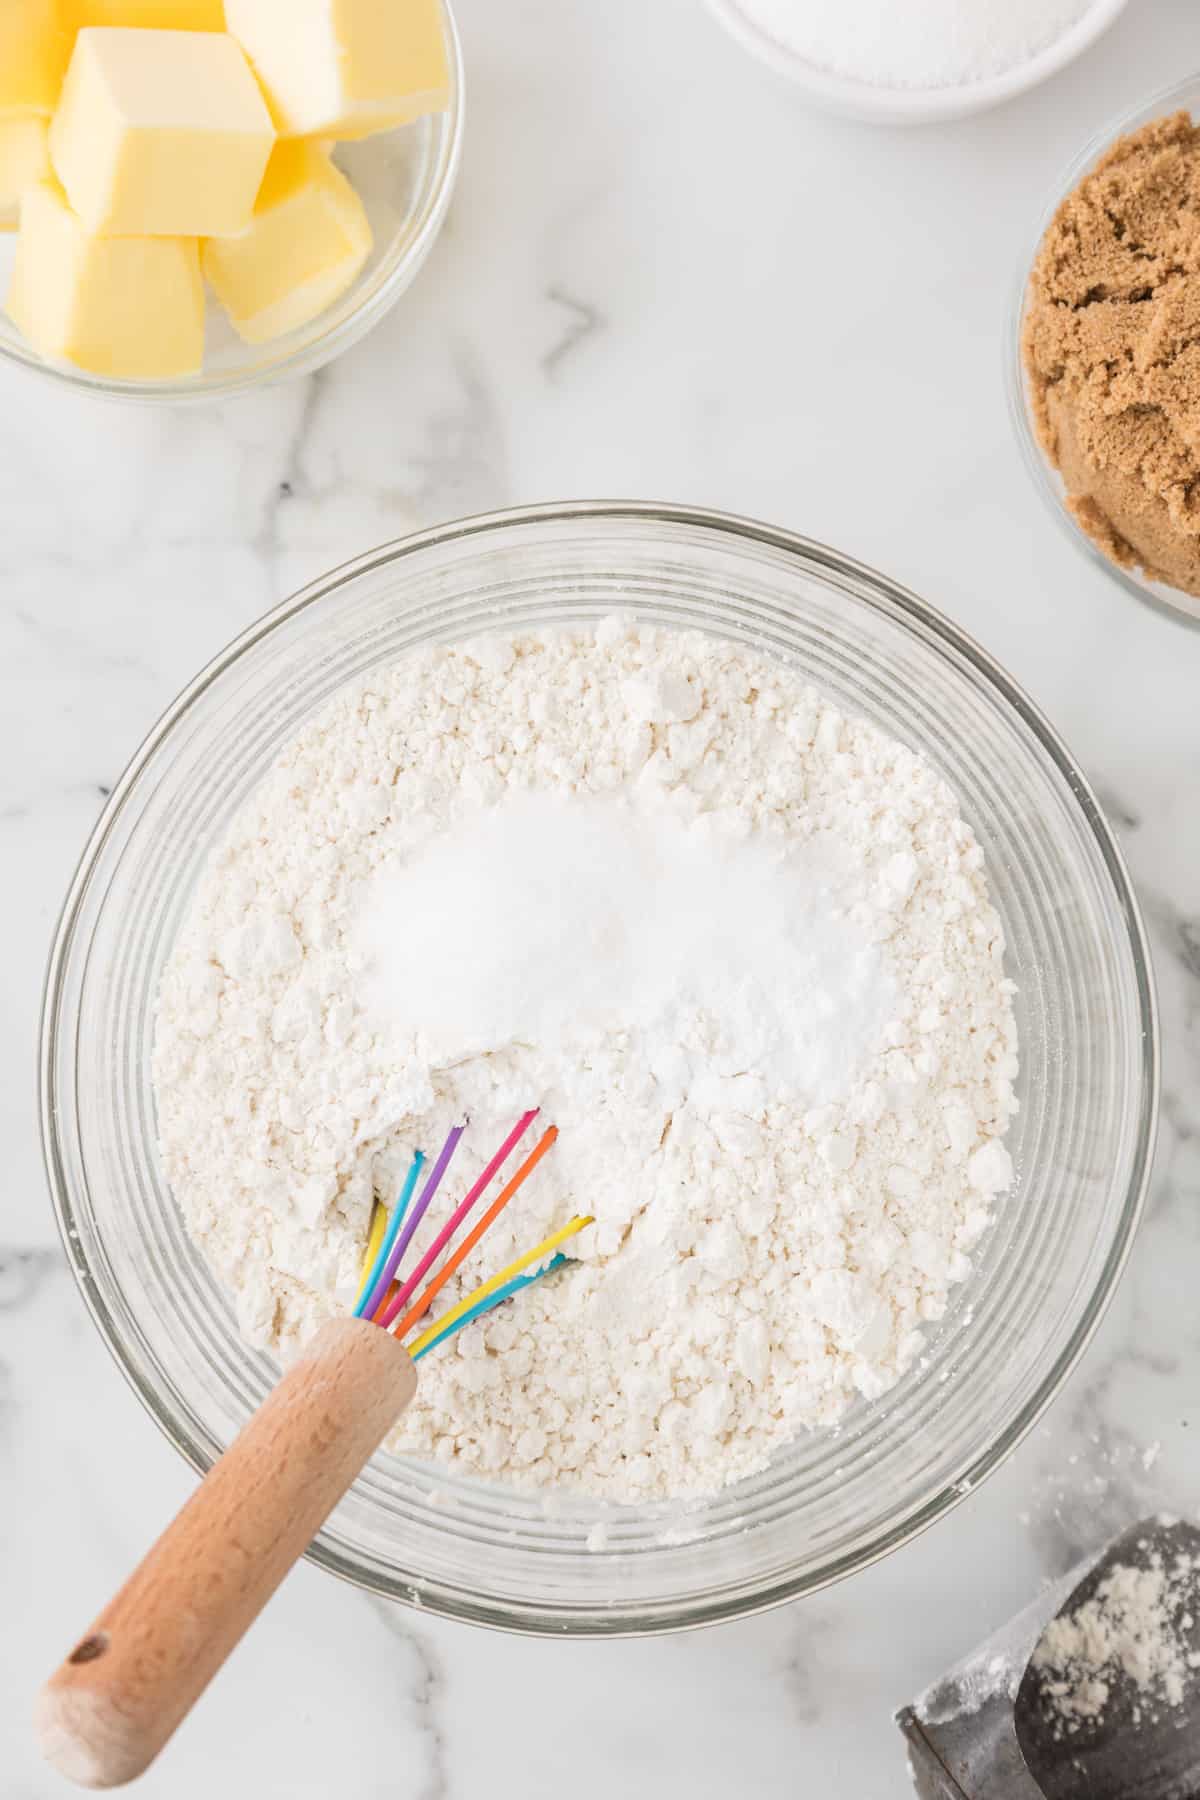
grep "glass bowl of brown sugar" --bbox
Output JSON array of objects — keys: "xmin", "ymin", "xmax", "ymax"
[{"xmin": 1010, "ymin": 75, "xmax": 1200, "ymax": 630}]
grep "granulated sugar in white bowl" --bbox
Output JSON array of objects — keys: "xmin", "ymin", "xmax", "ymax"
[
  {"xmin": 707, "ymin": 0, "xmax": 1129, "ymax": 124},
  {"xmin": 745, "ymin": 0, "xmax": 1091, "ymax": 87}
]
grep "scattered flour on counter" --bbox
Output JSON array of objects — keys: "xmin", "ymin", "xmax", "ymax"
[{"xmin": 153, "ymin": 617, "xmax": 1019, "ymax": 1503}]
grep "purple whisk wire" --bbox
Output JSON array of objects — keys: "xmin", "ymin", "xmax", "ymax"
[
  {"xmin": 359, "ymin": 1123, "xmax": 465, "ymax": 1321},
  {"xmin": 376, "ymin": 1109, "xmax": 538, "ymax": 1332}
]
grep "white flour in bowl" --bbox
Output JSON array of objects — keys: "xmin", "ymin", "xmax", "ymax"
[{"xmin": 153, "ymin": 617, "xmax": 1018, "ymax": 1503}]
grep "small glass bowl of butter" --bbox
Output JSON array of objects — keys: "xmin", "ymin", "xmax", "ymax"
[{"xmin": 0, "ymin": 3, "xmax": 462, "ymax": 402}]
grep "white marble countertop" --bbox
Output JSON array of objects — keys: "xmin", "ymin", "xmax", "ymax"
[{"xmin": 4, "ymin": 1, "xmax": 1200, "ymax": 1792}]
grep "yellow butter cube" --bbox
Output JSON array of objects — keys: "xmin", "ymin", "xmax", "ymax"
[
  {"xmin": 223, "ymin": 0, "xmax": 449, "ymax": 140},
  {"xmin": 203, "ymin": 140, "xmax": 371, "ymax": 343},
  {"xmin": 7, "ymin": 176, "xmax": 203, "ymax": 376},
  {"xmin": 70, "ymin": 1, "xmax": 225, "ymax": 26},
  {"xmin": 0, "ymin": 0, "xmax": 71, "ymax": 119},
  {"xmin": 50, "ymin": 28, "xmax": 273, "ymax": 236},
  {"xmin": 0, "ymin": 119, "xmax": 51, "ymax": 229}
]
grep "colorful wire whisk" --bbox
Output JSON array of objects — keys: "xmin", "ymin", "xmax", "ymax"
[{"xmin": 353, "ymin": 1110, "xmax": 590, "ymax": 1360}]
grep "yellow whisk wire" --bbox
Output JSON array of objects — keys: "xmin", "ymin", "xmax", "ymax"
[
  {"xmin": 406, "ymin": 1213, "xmax": 593, "ymax": 1358},
  {"xmin": 355, "ymin": 1201, "xmax": 388, "ymax": 1309}
]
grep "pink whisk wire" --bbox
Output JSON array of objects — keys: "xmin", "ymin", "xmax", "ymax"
[{"xmin": 375, "ymin": 1109, "xmax": 539, "ymax": 1332}]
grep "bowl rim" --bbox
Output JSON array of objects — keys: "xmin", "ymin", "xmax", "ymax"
[
  {"xmin": 1007, "ymin": 69, "xmax": 1200, "ymax": 630},
  {"xmin": 704, "ymin": 0, "xmax": 1128, "ymax": 123},
  {"xmin": 39, "ymin": 500, "xmax": 1160, "ymax": 1636},
  {"xmin": 0, "ymin": 4, "xmax": 464, "ymax": 405}
]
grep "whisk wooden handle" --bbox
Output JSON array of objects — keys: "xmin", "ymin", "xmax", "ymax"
[{"xmin": 36, "ymin": 1316, "xmax": 417, "ymax": 1790}]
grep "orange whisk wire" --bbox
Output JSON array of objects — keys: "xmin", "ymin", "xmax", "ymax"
[{"xmin": 389, "ymin": 1125, "xmax": 559, "ymax": 1341}]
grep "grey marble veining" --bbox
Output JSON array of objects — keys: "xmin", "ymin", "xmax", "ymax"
[{"xmin": 4, "ymin": 0, "xmax": 1200, "ymax": 1793}]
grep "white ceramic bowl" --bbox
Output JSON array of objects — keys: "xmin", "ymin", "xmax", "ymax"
[{"xmin": 705, "ymin": 0, "xmax": 1128, "ymax": 125}]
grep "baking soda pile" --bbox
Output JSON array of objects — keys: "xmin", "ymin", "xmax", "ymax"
[
  {"xmin": 356, "ymin": 791, "xmax": 897, "ymax": 1110},
  {"xmin": 153, "ymin": 618, "xmax": 1018, "ymax": 1503}
]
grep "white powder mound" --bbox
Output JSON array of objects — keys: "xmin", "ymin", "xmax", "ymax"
[
  {"xmin": 153, "ymin": 617, "xmax": 1019, "ymax": 1504},
  {"xmin": 1032, "ymin": 1550, "xmax": 1200, "ymax": 1730},
  {"xmin": 733, "ymin": 0, "xmax": 1092, "ymax": 90},
  {"xmin": 355, "ymin": 791, "xmax": 896, "ymax": 1106}
]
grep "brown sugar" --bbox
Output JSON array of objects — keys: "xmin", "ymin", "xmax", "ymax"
[{"xmin": 1023, "ymin": 111, "xmax": 1200, "ymax": 598}]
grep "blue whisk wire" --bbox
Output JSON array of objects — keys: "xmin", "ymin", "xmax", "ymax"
[
  {"xmin": 353, "ymin": 1152, "xmax": 425, "ymax": 1319},
  {"xmin": 411, "ymin": 1252, "xmax": 570, "ymax": 1361}
]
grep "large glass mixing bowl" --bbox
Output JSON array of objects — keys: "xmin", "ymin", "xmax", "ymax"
[{"xmin": 40, "ymin": 503, "xmax": 1157, "ymax": 1635}]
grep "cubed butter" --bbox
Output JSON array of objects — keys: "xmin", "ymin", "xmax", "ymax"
[
  {"xmin": 202, "ymin": 140, "xmax": 371, "ymax": 343},
  {"xmin": 7, "ymin": 176, "xmax": 204, "ymax": 376},
  {"xmin": 49, "ymin": 28, "xmax": 273, "ymax": 236},
  {"xmin": 0, "ymin": 0, "xmax": 71, "ymax": 118},
  {"xmin": 71, "ymin": 1, "xmax": 225, "ymax": 26},
  {"xmin": 223, "ymin": 0, "xmax": 449, "ymax": 140},
  {"xmin": 0, "ymin": 119, "xmax": 51, "ymax": 229}
]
